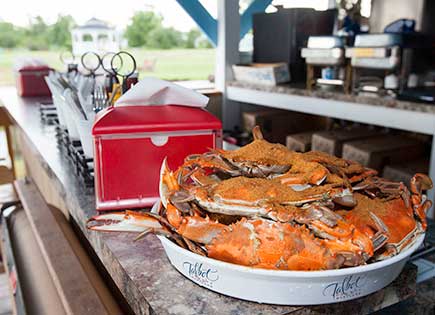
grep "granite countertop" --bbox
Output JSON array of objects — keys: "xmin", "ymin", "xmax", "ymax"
[
  {"xmin": 0, "ymin": 86, "xmax": 433, "ymax": 315},
  {"xmin": 228, "ymin": 81, "xmax": 435, "ymax": 114}
]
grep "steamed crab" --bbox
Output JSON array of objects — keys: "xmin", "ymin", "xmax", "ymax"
[
  {"xmin": 179, "ymin": 127, "xmax": 375, "ymax": 207},
  {"xmin": 89, "ymin": 209, "xmax": 369, "ymax": 270},
  {"xmin": 183, "ymin": 127, "xmax": 331, "ymax": 186},
  {"xmin": 338, "ymin": 174, "xmax": 432, "ymax": 260},
  {"xmin": 87, "ymin": 126, "xmax": 433, "ymax": 271},
  {"xmin": 88, "ymin": 159, "xmax": 387, "ymax": 270}
]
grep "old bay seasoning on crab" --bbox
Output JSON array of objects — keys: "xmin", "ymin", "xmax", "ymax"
[{"xmin": 92, "ymin": 104, "xmax": 222, "ymax": 211}]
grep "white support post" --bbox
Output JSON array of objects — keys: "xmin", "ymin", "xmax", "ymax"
[
  {"xmin": 327, "ymin": 0, "xmax": 336, "ymax": 9},
  {"xmin": 216, "ymin": 0, "xmax": 241, "ymax": 130}
]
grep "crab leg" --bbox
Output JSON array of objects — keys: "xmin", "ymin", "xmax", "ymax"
[
  {"xmin": 87, "ymin": 211, "xmax": 163, "ymax": 232},
  {"xmin": 410, "ymin": 173, "xmax": 433, "ymax": 229},
  {"xmin": 410, "ymin": 173, "xmax": 433, "ymax": 195},
  {"xmin": 92, "ymin": 159, "xmax": 229, "ymax": 246},
  {"xmin": 414, "ymin": 199, "xmax": 432, "ymax": 230},
  {"xmin": 274, "ymin": 163, "xmax": 328, "ymax": 188},
  {"xmin": 299, "ymin": 206, "xmax": 380, "ymax": 260},
  {"xmin": 189, "ymin": 168, "xmax": 221, "ymax": 186},
  {"xmin": 252, "ymin": 125, "xmax": 263, "ymax": 140},
  {"xmin": 88, "ymin": 209, "xmax": 226, "ymax": 246},
  {"xmin": 176, "ymin": 215, "xmax": 226, "ymax": 244},
  {"xmin": 183, "ymin": 153, "xmax": 241, "ymax": 176},
  {"xmin": 368, "ymin": 212, "xmax": 389, "ymax": 251},
  {"xmin": 348, "ymin": 168, "xmax": 378, "ymax": 183},
  {"xmin": 353, "ymin": 177, "xmax": 413, "ymax": 208},
  {"xmin": 159, "ymin": 157, "xmax": 180, "ymax": 208}
]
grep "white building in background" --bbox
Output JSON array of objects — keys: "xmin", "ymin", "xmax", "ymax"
[{"xmin": 71, "ymin": 18, "xmax": 121, "ymax": 56}]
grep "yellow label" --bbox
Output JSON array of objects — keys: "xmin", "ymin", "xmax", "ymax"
[{"xmin": 352, "ymin": 48, "xmax": 376, "ymax": 57}]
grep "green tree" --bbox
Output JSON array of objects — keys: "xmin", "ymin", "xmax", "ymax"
[
  {"xmin": 185, "ymin": 28, "xmax": 201, "ymax": 48},
  {"xmin": 48, "ymin": 15, "xmax": 75, "ymax": 49},
  {"xmin": 25, "ymin": 16, "xmax": 50, "ymax": 50},
  {"xmin": 27, "ymin": 16, "xmax": 49, "ymax": 37},
  {"xmin": 197, "ymin": 37, "xmax": 213, "ymax": 49},
  {"xmin": 148, "ymin": 27, "xmax": 184, "ymax": 49},
  {"xmin": 0, "ymin": 22, "xmax": 23, "ymax": 48},
  {"xmin": 125, "ymin": 11, "xmax": 162, "ymax": 47}
]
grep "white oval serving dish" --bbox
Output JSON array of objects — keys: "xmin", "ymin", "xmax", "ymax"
[{"xmin": 157, "ymin": 233, "xmax": 423, "ymax": 305}]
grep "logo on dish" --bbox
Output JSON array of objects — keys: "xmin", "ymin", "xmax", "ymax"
[
  {"xmin": 322, "ymin": 275, "xmax": 367, "ymax": 300},
  {"xmin": 183, "ymin": 262, "xmax": 219, "ymax": 288}
]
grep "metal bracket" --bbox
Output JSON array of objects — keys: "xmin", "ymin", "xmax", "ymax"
[
  {"xmin": 176, "ymin": 0, "xmax": 218, "ymax": 46},
  {"xmin": 176, "ymin": 0, "xmax": 272, "ymax": 46}
]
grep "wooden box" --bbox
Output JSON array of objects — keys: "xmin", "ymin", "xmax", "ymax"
[
  {"xmin": 232, "ymin": 63, "xmax": 290, "ymax": 86},
  {"xmin": 342, "ymin": 136, "xmax": 425, "ymax": 171},
  {"xmin": 286, "ymin": 131, "xmax": 316, "ymax": 152},
  {"xmin": 382, "ymin": 159, "xmax": 429, "ymax": 184},
  {"xmin": 243, "ymin": 109, "xmax": 328, "ymax": 144},
  {"xmin": 312, "ymin": 128, "xmax": 379, "ymax": 156}
]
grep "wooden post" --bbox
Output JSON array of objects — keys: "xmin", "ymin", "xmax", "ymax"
[
  {"xmin": 344, "ymin": 63, "xmax": 353, "ymax": 94},
  {"xmin": 216, "ymin": 0, "xmax": 241, "ymax": 130},
  {"xmin": 0, "ymin": 107, "xmax": 15, "ymax": 180},
  {"xmin": 306, "ymin": 64, "xmax": 314, "ymax": 91}
]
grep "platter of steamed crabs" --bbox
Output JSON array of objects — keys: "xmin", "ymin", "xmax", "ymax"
[{"xmin": 87, "ymin": 126, "xmax": 432, "ymax": 305}]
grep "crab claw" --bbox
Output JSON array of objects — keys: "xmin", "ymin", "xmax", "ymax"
[
  {"xmin": 410, "ymin": 173, "xmax": 433, "ymax": 230},
  {"xmin": 368, "ymin": 212, "xmax": 389, "ymax": 252},
  {"xmin": 159, "ymin": 157, "xmax": 179, "ymax": 208},
  {"xmin": 87, "ymin": 211, "xmax": 162, "ymax": 232},
  {"xmin": 252, "ymin": 125, "xmax": 264, "ymax": 140},
  {"xmin": 410, "ymin": 173, "xmax": 433, "ymax": 195},
  {"xmin": 415, "ymin": 199, "xmax": 432, "ymax": 230},
  {"xmin": 332, "ymin": 189, "xmax": 356, "ymax": 207}
]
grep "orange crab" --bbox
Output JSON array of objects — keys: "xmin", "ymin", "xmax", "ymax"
[
  {"xmin": 337, "ymin": 174, "xmax": 432, "ymax": 260},
  {"xmin": 178, "ymin": 127, "xmax": 377, "ymax": 207},
  {"xmin": 87, "ymin": 127, "xmax": 433, "ymax": 271},
  {"xmin": 88, "ymin": 209, "xmax": 372, "ymax": 270},
  {"xmin": 206, "ymin": 218, "xmax": 368, "ymax": 270},
  {"xmin": 182, "ymin": 126, "xmax": 329, "ymax": 188},
  {"xmin": 88, "ymin": 160, "xmax": 384, "ymax": 270}
]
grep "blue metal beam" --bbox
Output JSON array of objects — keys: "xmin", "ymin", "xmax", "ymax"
[
  {"xmin": 176, "ymin": 0, "xmax": 218, "ymax": 46},
  {"xmin": 240, "ymin": 0, "xmax": 272, "ymax": 39},
  {"xmin": 177, "ymin": 0, "xmax": 271, "ymax": 45}
]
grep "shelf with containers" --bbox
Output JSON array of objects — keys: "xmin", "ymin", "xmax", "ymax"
[{"xmin": 226, "ymin": 81, "xmax": 435, "ymax": 218}]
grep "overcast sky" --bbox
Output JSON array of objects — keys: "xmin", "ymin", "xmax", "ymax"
[
  {"xmin": 0, "ymin": 0, "xmax": 217, "ymax": 31},
  {"xmin": 0, "ymin": 1, "xmax": 369, "ymax": 31}
]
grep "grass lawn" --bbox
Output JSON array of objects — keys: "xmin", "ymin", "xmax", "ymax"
[{"xmin": 0, "ymin": 48, "xmax": 216, "ymax": 86}]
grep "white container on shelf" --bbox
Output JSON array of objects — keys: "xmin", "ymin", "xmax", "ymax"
[
  {"xmin": 61, "ymin": 91, "xmax": 81, "ymax": 140},
  {"xmin": 384, "ymin": 74, "xmax": 399, "ymax": 89},
  {"xmin": 52, "ymin": 94, "xmax": 67, "ymax": 128},
  {"xmin": 74, "ymin": 114, "xmax": 95, "ymax": 158},
  {"xmin": 44, "ymin": 78, "xmax": 67, "ymax": 128}
]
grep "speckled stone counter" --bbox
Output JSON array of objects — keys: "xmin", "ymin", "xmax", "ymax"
[
  {"xmin": 228, "ymin": 81, "xmax": 435, "ymax": 114},
  {"xmin": 0, "ymin": 86, "xmax": 431, "ymax": 315}
]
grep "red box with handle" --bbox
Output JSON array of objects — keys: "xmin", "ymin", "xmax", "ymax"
[
  {"xmin": 16, "ymin": 65, "xmax": 52, "ymax": 97},
  {"xmin": 92, "ymin": 105, "xmax": 222, "ymax": 211}
]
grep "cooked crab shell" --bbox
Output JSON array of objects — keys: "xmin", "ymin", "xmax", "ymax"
[{"xmin": 190, "ymin": 177, "xmax": 356, "ymax": 215}]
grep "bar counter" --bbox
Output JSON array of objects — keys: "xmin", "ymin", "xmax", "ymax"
[{"xmin": 0, "ymin": 86, "xmax": 431, "ymax": 315}]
